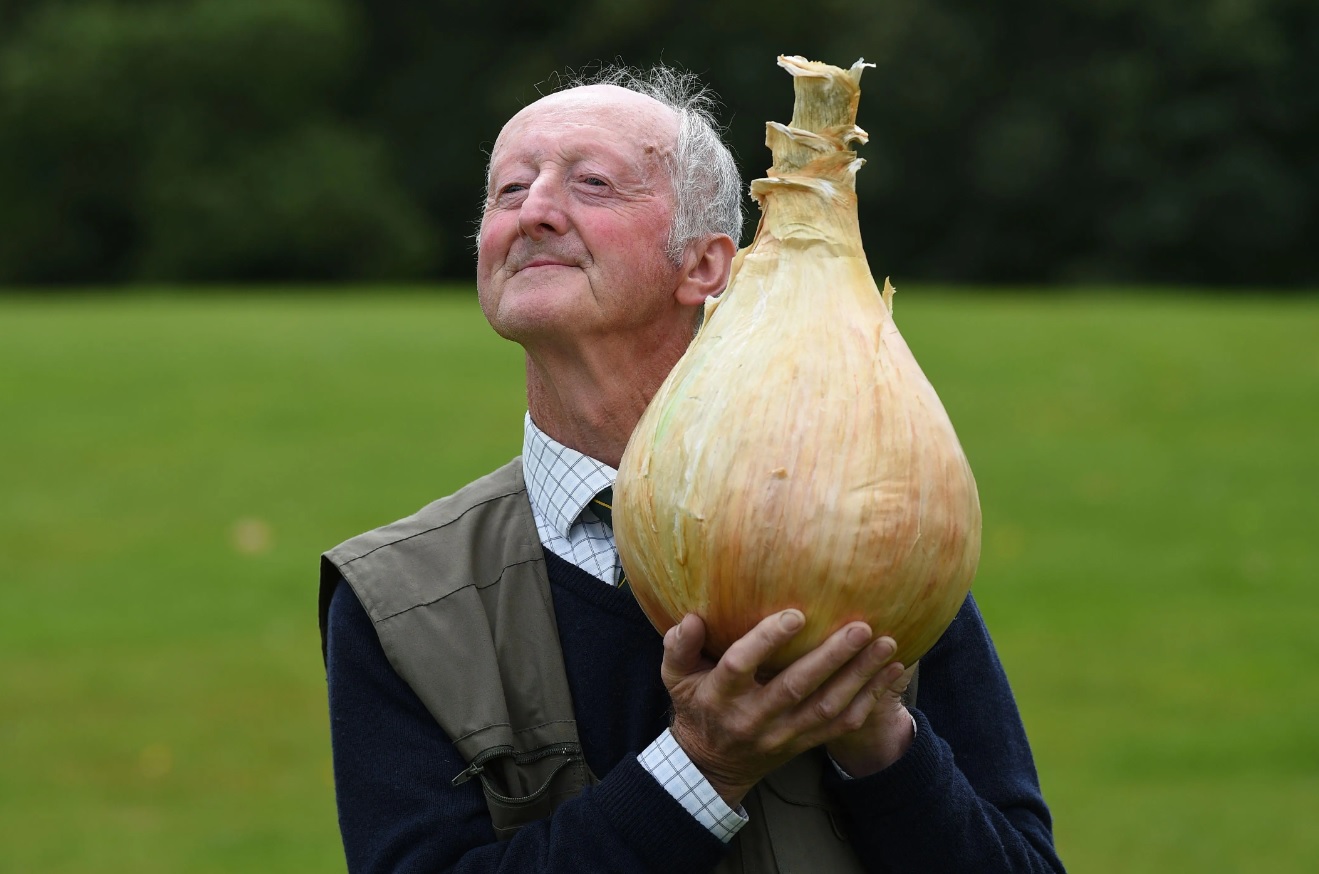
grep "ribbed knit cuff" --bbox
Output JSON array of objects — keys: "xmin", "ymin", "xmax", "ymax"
[{"xmin": 594, "ymin": 755, "xmax": 729, "ymax": 872}]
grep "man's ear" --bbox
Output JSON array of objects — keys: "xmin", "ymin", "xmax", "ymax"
[{"xmin": 674, "ymin": 234, "xmax": 737, "ymax": 307}]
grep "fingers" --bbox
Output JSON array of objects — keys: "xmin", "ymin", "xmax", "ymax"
[
  {"xmin": 824, "ymin": 656, "xmax": 915, "ymax": 777},
  {"xmin": 765, "ymin": 625, "xmax": 893, "ymax": 714},
  {"xmin": 663, "ymin": 610, "xmax": 914, "ymax": 791},
  {"xmin": 830, "ymin": 661, "xmax": 902, "ymax": 732},
  {"xmin": 862, "ymin": 657, "xmax": 909, "ymax": 709},
  {"xmin": 892, "ymin": 661, "xmax": 919, "ymax": 698},
  {"xmin": 768, "ymin": 631, "xmax": 907, "ymax": 750},
  {"xmin": 707, "ymin": 609, "xmax": 807, "ymax": 697}
]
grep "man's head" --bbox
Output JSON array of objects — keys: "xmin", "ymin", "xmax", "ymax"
[
  {"xmin": 572, "ymin": 66, "xmax": 743, "ymax": 264},
  {"xmin": 476, "ymin": 66, "xmax": 741, "ymax": 349}
]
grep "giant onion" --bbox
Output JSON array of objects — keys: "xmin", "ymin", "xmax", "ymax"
[{"xmin": 613, "ymin": 56, "xmax": 982, "ymax": 671}]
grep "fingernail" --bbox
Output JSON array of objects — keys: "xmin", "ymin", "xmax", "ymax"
[
  {"xmin": 846, "ymin": 626, "xmax": 870, "ymax": 648},
  {"xmin": 873, "ymin": 638, "xmax": 896, "ymax": 659},
  {"xmin": 779, "ymin": 610, "xmax": 804, "ymax": 632}
]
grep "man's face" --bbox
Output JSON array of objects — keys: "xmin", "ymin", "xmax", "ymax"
[{"xmin": 476, "ymin": 86, "xmax": 684, "ymax": 345}]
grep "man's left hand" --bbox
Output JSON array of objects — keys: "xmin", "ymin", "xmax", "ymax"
[{"xmin": 824, "ymin": 661, "xmax": 918, "ymax": 778}]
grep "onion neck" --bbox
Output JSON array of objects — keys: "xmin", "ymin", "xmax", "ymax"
[
  {"xmin": 743, "ymin": 56, "xmax": 871, "ymax": 257},
  {"xmin": 770, "ymin": 56, "xmax": 869, "ymax": 175}
]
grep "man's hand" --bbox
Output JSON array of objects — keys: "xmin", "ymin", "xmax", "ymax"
[
  {"xmin": 825, "ymin": 661, "xmax": 918, "ymax": 779},
  {"xmin": 661, "ymin": 610, "xmax": 909, "ymax": 807}
]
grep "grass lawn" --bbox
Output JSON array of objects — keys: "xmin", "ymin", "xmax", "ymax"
[{"xmin": 2, "ymin": 288, "xmax": 1316, "ymax": 872}]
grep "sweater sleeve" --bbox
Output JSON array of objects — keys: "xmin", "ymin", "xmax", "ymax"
[
  {"xmin": 325, "ymin": 577, "xmax": 728, "ymax": 874},
  {"xmin": 829, "ymin": 594, "xmax": 1066, "ymax": 873}
]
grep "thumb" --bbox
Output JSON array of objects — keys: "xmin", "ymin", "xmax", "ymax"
[{"xmin": 661, "ymin": 613, "xmax": 709, "ymax": 689}]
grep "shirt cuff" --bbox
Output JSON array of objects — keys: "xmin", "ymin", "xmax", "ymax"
[
  {"xmin": 637, "ymin": 729, "xmax": 748, "ymax": 842},
  {"xmin": 828, "ymin": 708, "xmax": 919, "ymax": 780}
]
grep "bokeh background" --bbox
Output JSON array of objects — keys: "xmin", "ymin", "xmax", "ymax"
[{"xmin": 2, "ymin": 1, "xmax": 1316, "ymax": 871}]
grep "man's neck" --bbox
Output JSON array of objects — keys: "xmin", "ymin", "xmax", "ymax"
[
  {"xmin": 524, "ymin": 365, "xmax": 651, "ymax": 470},
  {"xmin": 522, "ymin": 328, "xmax": 690, "ymax": 469}
]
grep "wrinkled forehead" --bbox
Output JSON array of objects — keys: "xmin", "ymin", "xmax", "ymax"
[{"xmin": 491, "ymin": 85, "xmax": 680, "ymax": 169}]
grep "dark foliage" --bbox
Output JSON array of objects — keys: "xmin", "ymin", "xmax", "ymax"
[{"xmin": 1, "ymin": 0, "xmax": 1314, "ymax": 286}]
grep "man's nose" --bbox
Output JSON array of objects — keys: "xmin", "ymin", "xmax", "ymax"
[{"xmin": 518, "ymin": 176, "xmax": 568, "ymax": 240}]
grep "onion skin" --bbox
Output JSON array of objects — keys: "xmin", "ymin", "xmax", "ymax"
[{"xmin": 614, "ymin": 57, "xmax": 981, "ymax": 672}]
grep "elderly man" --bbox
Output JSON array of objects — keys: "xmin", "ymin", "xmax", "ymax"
[{"xmin": 320, "ymin": 65, "xmax": 1064, "ymax": 873}]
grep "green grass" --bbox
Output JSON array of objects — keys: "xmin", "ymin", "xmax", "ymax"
[{"xmin": 2, "ymin": 288, "xmax": 1316, "ymax": 872}]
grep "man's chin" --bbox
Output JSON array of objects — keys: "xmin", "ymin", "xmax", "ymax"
[{"xmin": 485, "ymin": 292, "xmax": 592, "ymax": 344}]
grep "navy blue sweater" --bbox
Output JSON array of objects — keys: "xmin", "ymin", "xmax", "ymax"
[{"xmin": 325, "ymin": 551, "xmax": 1064, "ymax": 873}]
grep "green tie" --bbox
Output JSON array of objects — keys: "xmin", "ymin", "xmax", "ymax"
[{"xmin": 590, "ymin": 488, "xmax": 629, "ymax": 590}]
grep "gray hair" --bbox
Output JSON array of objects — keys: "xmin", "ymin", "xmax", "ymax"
[{"xmin": 565, "ymin": 64, "xmax": 744, "ymax": 260}]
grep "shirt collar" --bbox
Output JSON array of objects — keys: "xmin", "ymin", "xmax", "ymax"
[{"xmin": 522, "ymin": 412, "xmax": 617, "ymax": 539}]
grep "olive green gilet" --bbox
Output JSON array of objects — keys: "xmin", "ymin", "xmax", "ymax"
[{"xmin": 318, "ymin": 458, "xmax": 869, "ymax": 873}]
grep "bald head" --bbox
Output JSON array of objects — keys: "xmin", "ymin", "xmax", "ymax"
[
  {"xmin": 482, "ymin": 65, "xmax": 744, "ymax": 262},
  {"xmin": 493, "ymin": 84, "xmax": 681, "ymax": 171}
]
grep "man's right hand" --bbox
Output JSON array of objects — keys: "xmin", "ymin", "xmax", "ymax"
[{"xmin": 661, "ymin": 609, "xmax": 907, "ymax": 807}]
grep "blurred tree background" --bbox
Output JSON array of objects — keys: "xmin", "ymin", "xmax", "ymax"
[{"xmin": 0, "ymin": 0, "xmax": 1314, "ymax": 288}]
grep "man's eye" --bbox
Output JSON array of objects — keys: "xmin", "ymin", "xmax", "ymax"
[
  {"xmin": 582, "ymin": 176, "xmax": 608, "ymax": 187},
  {"xmin": 498, "ymin": 182, "xmax": 527, "ymax": 196}
]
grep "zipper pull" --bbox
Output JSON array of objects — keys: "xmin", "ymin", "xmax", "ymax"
[
  {"xmin": 451, "ymin": 760, "xmax": 483, "ymax": 787},
  {"xmin": 451, "ymin": 745, "xmax": 514, "ymax": 787}
]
